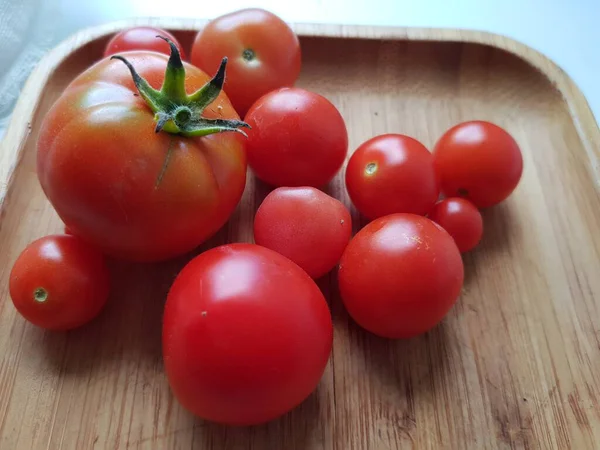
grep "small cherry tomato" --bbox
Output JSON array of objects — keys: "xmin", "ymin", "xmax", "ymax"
[
  {"xmin": 245, "ymin": 87, "xmax": 348, "ymax": 187},
  {"xmin": 433, "ymin": 121, "xmax": 523, "ymax": 208},
  {"xmin": 104, "ymin": 27, "xmax": 185, "ymax": 58},
  {"xmin": 428, "ymin": 197, "xmax": 483, "ymax": 253},
  {"xmin": 9, "ymin": 235, "xmax": 110, "ymax": 331},
  {"xmin": 191, "ymin": 8, "xmax": 301, "ymax": 116},
  {"xmin": 338, "ymin": 214, "xmax": 463, "ymax": 339},
  {"xmin": 345, "ymin": 134, "xmax": 439, "ymax": 220},
  {"xmin": 163, "ymin": 244, "xmax": 333, "ymax": 425},
  {"xmin": 254, "ymin": 187, "xmax": 352, "ymax": 278}
]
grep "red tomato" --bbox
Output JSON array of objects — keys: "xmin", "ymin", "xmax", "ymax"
[
  {"xmin": 345, "ymin": 134, "xmax": 439, "ymax": 220},
  {"xmin": 428, "ymin": 198, "xmax": 483, "ymax": 253},
  {"xmin": 37, "ymin": 49, "xmax": 247, "ymax": 261},
  {"xmin": 338, "ymin": 214, "xmax": 463, "ymax": 339},
  {"xmin": 104, "ymin": 27, "xmax": 185, "ymax": 58},
  {"xmin": 191, "ymin": 8, "xmax": 301, "ymax": 116},
  {"xmin": 254, "ymin": 187, "xmax": 352, "ymax": 278},
  {"xmin": 9, "ymin": 235, "xmax": 110, "ymax": 331},
  {"xmin": 163, "ymin": 244, "xmax": 333, "ymax": 425},
  {"xmin": 433, "ymin": 121, "xmax": 523, "ymax": 208},
  {"xmin": 245, "ymin": 87, "xmax": 348, "ymax": 187}
]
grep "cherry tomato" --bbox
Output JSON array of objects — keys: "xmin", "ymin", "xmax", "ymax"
[
  {"xmin": 191, "ymin": 8, "xmax": 301, "ymax": 116},
  {"xmin": 104, "ymin": 27, "xmax": 185, "ymax": 59},
  {"xmin": 428, "ymin": 197, "xmax": 483, "ymax": 253},
  {"xmin": 38, "ymin": 47, "xmax": 247, "ymax": 262},
  {"xmin": 254, "ymin": 187, "xmax": 352, "ymax": 278},
  {"xmin": 433, "ymin": 121, "xmax": 523, "ymax": 208},
  {"xmin": 345, "ymin": 134, "xmax": 439, "ymax": 220},
  {"xmin": 9, "ymin": 235, "xmax": 110, "ymax": 331},
  {"xmin": 163, "ymin": 244, "xmax": 333, "ymax": 425},
  {"xmin": 338, "ymin": 214, "xmax": 463, "ymax": 339},
  {"xmin": 245, "ymin": 87, "xmax": 348, "ymax": 187}
]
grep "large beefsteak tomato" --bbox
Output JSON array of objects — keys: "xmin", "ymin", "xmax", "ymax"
[{"xmin": 37, "ymin": 39, "xmax": 248, "ymax": 261}]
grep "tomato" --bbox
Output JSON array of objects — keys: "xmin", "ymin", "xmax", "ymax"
[
  {"xmin": 9, "ymin": 235, "xmax": 110, "ymax": 331},
  {"xmin": 338, "ymin": 214, "xmax": 463, "ymax": 339},
  {"xmin": 163, "ymin": 244, "xmax": 333, "ymax": 425},
  {"xmin": 345, "ymin": 134, "xmax": 439, "ymax": 220},
  {"xmin": 104, "ymin": 27, "xmax": 186, "ymax": 58},
  {"xmin": 254, "ymin": 187, "xmax": 352, "ymax": 278},
  {"xmin": 428, "ymin": 197, "xmax": 483, "ymax": 253},
  {"xmin": 433, "ymin": 121, "xmax": 523, "ymax": 208},
  {"xmin": 245, "ymin": 87, "xmax": 348, "ymax": 187},
  {"xmin": 37, "ymin": 43, "xmax": 248, "ymax": 262},
  {"xmin": 191, "ymin": 8, "xmax": 301, "ymax": 116}
]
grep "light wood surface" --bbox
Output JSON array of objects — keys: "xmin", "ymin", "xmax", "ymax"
[{"xmin": 1, "ymin": 19, "xmax": 600, "ymax": 450}]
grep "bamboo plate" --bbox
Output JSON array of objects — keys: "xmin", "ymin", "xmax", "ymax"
[{"xmin": 1, "ymin": 18, "xmax": 600, "ymax": 450}]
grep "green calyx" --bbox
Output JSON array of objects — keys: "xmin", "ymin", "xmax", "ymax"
[{"xmin": 111, "ymin": 36, "xmax": 249, "ymax": 137}]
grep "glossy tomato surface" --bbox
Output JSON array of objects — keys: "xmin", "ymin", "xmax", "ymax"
[
  {"xmin": 433, "ymin": 121, "xmax": 523, "ymax": 208},
  {"xmin": 191, "ymin": 8, "xmax": 301, "ymax": 116},
  {"xmin": 9, "ymin": 235, "xmax": 110, "ymax": 331},
  {"xmin": 104, "ymin": 27, "xmax": 186, "ymax": 58},
  {"xmin": 245, "ymin": 87, "xmax": 348, "ymax": 187},
  {"xmin": 338, "ymin": 214, "xmax": 463, "ymax": 339},
  {"xmin": 345, "ymin": 134, "xmax": 439, "ymax": 219},
  {"xmin": 428, "ymin": 197, "xmax": 483, "ymax": 253},
  {"xmin": 163, "ymin": 244, "xmax": 333, "ymax": 425},
  {"xmin": 254, "ymin": 187, "xmax": 352, "ymax": 278},
  {"xmin": 37, "ymin": 52, "xmax": 246, "ymax": 261}
]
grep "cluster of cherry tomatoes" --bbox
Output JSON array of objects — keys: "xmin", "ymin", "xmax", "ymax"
[{"xmin": 8, "ymin": 8, "xmax": 523, "ymax": 426}]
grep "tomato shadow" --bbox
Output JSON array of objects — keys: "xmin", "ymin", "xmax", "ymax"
[
  {"xmin": 190, "ymin": 384, "xmax": 325, "ymax": 449},
  {"xmin": 326, "ymin": 268, "xmax": 457, "ymax": 425}
]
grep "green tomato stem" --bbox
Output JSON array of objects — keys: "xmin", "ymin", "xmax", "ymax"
[{"xmin": 110, "ymin": 36, "xmax": 249, "ymax": 137}]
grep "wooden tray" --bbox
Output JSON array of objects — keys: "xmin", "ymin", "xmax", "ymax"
[{"xmin": 1, "ymin": 18, "xmax": 600, "ymax": 450}]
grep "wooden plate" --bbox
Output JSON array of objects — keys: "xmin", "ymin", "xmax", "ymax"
[{"xmin": 1, "ymin": 19, "xmax": 599, "ymax": 450}]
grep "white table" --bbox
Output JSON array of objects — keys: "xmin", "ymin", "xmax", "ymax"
[{"xmin": 1, "ymin": 0, "xmax": 599, "ymax": 136}]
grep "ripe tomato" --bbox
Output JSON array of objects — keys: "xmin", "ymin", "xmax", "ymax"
[
  {"xmin": 9, "ymin": 235, "xmax": 110, "ymax": 331},
  {"xmin": 104, "ymin": 27, "xmax": 185, "ymax": 58},
  {"xmin": 338, "ymin": 214, "xmax": 463, "ymax": 339},
  {"xmin": 245, "ymin": 87, "xmax": 348, "ymax": 187},
  {"xmin": 254, "ymin": 187, "xmax": 352, "ymax": 279},
  {"xmin": 37, "ymin": 45, "xmax": 247, "ymax": 262},
  {"xmin": 163, "ymin": 244, "xmax": 333, "ymax": 425},
  {"xmin": 433, "ymin": 121, "xmax": 523, "ymax": 208},
  {"xmin": 345, "ymin": 134, "xmax": 439, "ymax": 220},
  {"xmin": 428, "ymin": 197, "xmax": 483, "ymax": 253},
  {"xmin": 191, "ymin": 8, "xmax": 301, "ymax": 116}
]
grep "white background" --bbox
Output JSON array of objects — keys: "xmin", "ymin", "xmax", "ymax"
[{"xmin": 0, "ymin": 0, "xmax": 599, "ymax": 132}]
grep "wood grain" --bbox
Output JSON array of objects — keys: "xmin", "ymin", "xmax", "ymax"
[{"xmin": 1, "ymin": 20, "xmax": 600, "ymax": 450}]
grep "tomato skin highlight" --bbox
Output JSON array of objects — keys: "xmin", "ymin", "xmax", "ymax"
[
  {"xmin": 37, "ymin": 52, "xmax": 246, "ymax": 262},
  {"xmin": 345, "ymin": 134, "xmax": 439, "ymax": 220},
  {"xmin": 254, "ymin": 187, "xmax": 352, "ymax": 278},
  {"xmin": 433, "ymin": 121, "xmax": 523, "ymax": 208},
  {"xmin": 245, "ymin": 87, "xmax": 348, "ymax": 187},
  {"xmin": 428, "ymin": 197, "xmax": 483, "ymax": 253},
  {"xmin": 9, "ymin": 235, "xmax": 110, "ymax": 331},
  {"xmin": 163, "ymin": 244, "xmax": 333, "ymax": 425},
  {"xmin": 191, "ymin": 8, "xmax": 301, "ymax": 116},
  {"xmin": 104, "ymin": 27, "xmax": 186, "ymax": 59},
  {"xmin": 338, "ymin": 214, "xmax": 463, "ymax": 339}
]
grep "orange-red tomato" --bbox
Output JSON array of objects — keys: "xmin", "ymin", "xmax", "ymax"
[
  {"xmin": 338, "ymin": 214, "xmax": 463, "ymax": 339},
  {"xmin": 433, "ymin": 121, "xmax": 523, "ymax": 208},
  {"xmin": 9, "ymin": 235, "xmax": 110, "ymax": 331},
  {"xmin": 163, "ymin": 244, "xmax": 333, "ymax": 425},
  {"xmin": 254, "ymin": 187, "xmax": 352, "ymax": 278},
  {"xmin": 104, "ymin": 27, "xmax": 185, "ymax": 58},
  {"xmin": 37, "ymin": 52, "xmax": 246, "ymax": 262},
  {"xmin": 345, "ymin": 134, "xmax": 439, "ymax": 219},
  {"xmin": 191, "ymin": 8, "xmax": 301, "ymax": 116},
  {"xmin": 428, "ymin": 197, "xmax": 483, "ymax": 253}
]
